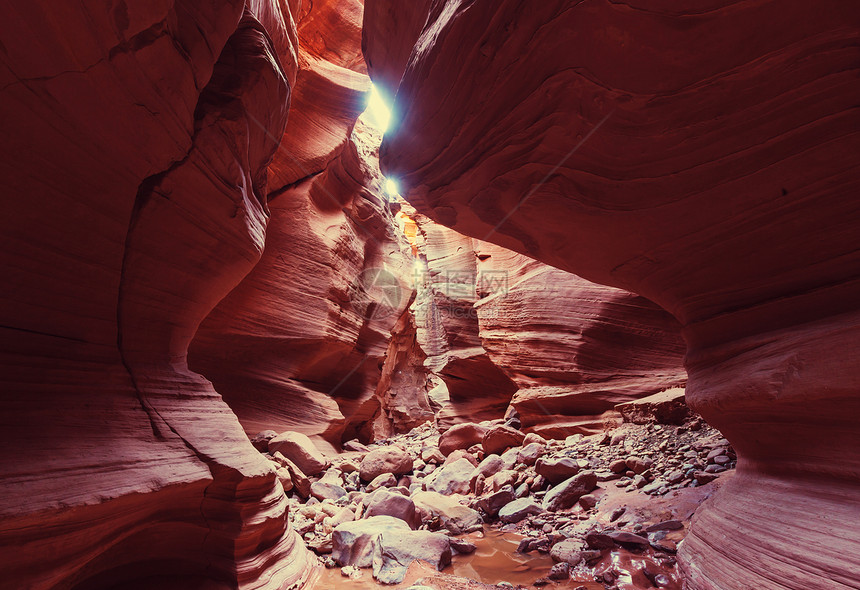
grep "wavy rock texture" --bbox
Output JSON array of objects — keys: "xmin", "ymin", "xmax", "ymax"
[
  {"xmin": 0, "ymin": 1, "xmax": 316, "ymax": 589},
  {"xmin": 404, "ymin": 212, "xmax": 685, "ymax": 435},
  {"xmin": 362, "ymin": 0, "xmax": 433, "ymax": 96},
  {"xmin": 409, "ymin": 211, "xmax": 518, "ymax": 429},
  {"xmin": 268, "ymin": 0, "xmax": 369, "ymax": 191},
  {"xmin": 374, "ymin": 303, "xmax": 436, "ymax": 435},
  {"xmin": 189, "ymin": 0, "xmax": 434, "ymax": 450},
  {"xmin": 378, "ymin": 1, "xmax": 860, "ymax": 587},
  {"xmin": 190, "ymin": 118, "xmax": 418, "ymax": 449},
  {"xmin": 473, "ymin": 242, "xmax": 687, "ymax": 438}
]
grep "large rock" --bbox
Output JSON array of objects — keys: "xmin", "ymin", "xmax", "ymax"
[
  {"xmin": 424, "ymin": 457, "xmax": 474, "ymax": 496},
  {"xmin": 475, "ymin": 486, "xmax": 516, "ymax": 517},
  {"xmin": 439, "ymin": 423, "xmax": 489, "ymax": 456},
  {"xmin": 482, "ymin": 425, "xmax": 525, "ymax": 455},
  {"xmin": 616, "ymin": 388, "xmax": 690, "ymax": 425},
  {"xmin": 363, "ymin": 488, "xmax": 420, "ymax": 528},
  {"xmin": 360, "ymin": 446, "xmax": 414, "ymax": 482},
  {"xmin": 375, "ymin": 0, "xmax": 860, "ymax": 586},
  {"xmin": 311, "ymin": 481, "xmax": 348, "ymax": 502},
  {"xmin": 550, "ymin": 539, "xmax": 585, "ymax": 566},
  {"xmin": 411, "ymin": 491, "xmax": 482, "ymax": 534},
  {"xmin": 498, "ymin": 498, "xmax": 543, "ymax": 523},
  {"xmin": 331, "ymin": 515, "xmax": 410, "ymax": 568},
  {"xmin": 535, "ymin": 457, "xmax": 580, "ymax": 484},
  {"xmin": 542, "ymin": 472, "xmax": 599, "ymax": 512},
  {"xmin": 268, "ymin": 431, "xmax": 330, "ymax": 476},
  {"xmin": 372, "ymin": 530, "xmax": 452, "ymax": 584},
  {"xmin": 470, "ymin": 454, "xmax": 504, "ymax": 490}
]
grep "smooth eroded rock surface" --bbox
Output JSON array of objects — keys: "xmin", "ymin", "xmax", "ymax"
[
  {"xmin": 0, "ymin": 2, "xmax": 318, "ymax": 588},
  {"xmin": 376, "ymin": 1, "xmax": 860, "ymax": 586}
]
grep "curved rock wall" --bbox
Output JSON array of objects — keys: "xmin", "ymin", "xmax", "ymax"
[
  {"xmin": 189, "ymin": 118, "xmax": 417, "ymax": 450},
  {"xmin": 405, "ymin": 211, "xmax": 686, "ymax": 436},
  {"xmin": 409, "ymin": 211, "xmax": 518, "ymax": 429},
  {"xmin": 362, "ymin": 0, "xmax": 433, "ymax": 96},
  {"xmin": 473, "ymin": 242, "xmax": 687, "ymax": 438},
  {"xmin": 188, "ymin": 0, "xmax": 427, "ymax": 449},
  {"xmin": 0, "ymin": 2, "xmax": 315, "ymax": 588},
  {"xmin": 376, "ymin": 1, "xmax": 860, "ymax": 587}
]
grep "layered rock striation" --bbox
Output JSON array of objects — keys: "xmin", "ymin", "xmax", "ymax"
[
  {"xmin": 408, "ymin": 211, "xmax": 686, "ymax": 435},
  {"xmin": 375, "ymin": 1, "xmax": 860, "ymax": 588},
  {"xmin": 473, "ymin": 242, "xmax": 687, "ymax": 438},
  {"xmin": 0, "ymin": 1, "xmax": 311, "ymax": 588}
]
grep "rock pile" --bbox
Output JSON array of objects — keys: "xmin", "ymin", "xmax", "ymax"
[{"xmin": 250, "ymin": 401, "xmax": 734, "ymax": 587}]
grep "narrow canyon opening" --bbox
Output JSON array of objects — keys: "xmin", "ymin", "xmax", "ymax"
[{"xmin": 1, "ymin": 2, "xmax": 858, "ymax": 590}]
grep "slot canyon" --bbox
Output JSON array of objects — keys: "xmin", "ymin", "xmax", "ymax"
[{"xmin": 0, "ymin": 1, "xmax": 857, "ymax": 589}]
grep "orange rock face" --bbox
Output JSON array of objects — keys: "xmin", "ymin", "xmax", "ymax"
[
  {"xmin": 0, "ymin": 2, "xmax": 314, "ymax": 588},
  {"xmin": 377, "ymin": 1, "xmax": 860, "ymax": 587}
]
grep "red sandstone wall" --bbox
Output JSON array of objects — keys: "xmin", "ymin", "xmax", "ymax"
[
  {"xmin": 372, "ymin": 1, "xmax": 860, "ymax": 587},
  {"xmin": 0, "ymin": 2, "xmax": 314, "ymax": 588}
]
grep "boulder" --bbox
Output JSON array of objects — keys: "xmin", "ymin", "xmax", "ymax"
[
  {"xmin": 485, "ymin": 469, "xmax": 519, "ymax": 493},
  {"xmin": 625, "ymin": 457, "xmax": 654, "ymax": 474},
  {"xmin": 331, "ymin": 515, "xmax": 411, "ymax": 567},
  {"xmin": 498, "ymin": 498, "xmax": 543, "ymax": 523},
  {"xmin": 482, "ymin": 425, "xmax": 525, "ymax": 455},
  {"xmin": 578, "ymin": 494, "xmax": 598, "ymax": 510},
  {"xmin": 523, "ymin": 433, "xmax": 547, "ymax": 447},
  {"xmin": 277, "ymin": 455, "xmax": 311, "ymax": 499},
  {"xmin": 412, "ymin": 491, "xmax": 483, "ymax": 534},
  {"xmin": 372, "ymin": 530, "xmax": 452, "ymax": 584},
  {"xmin": 421, "ymin": 446, "xmax": 446, "ymax": 464},
  {"xmin": 328, "ymin": 507, "xmax": 355, "ymax": 528},
  {"xmin": 275, "ymin": 467, "xmax": 294, "ymax": 492},
  {"xmin": 609, "ymin": 459, "xmax": 628, "ymax": 473},
  {"xmin": 268, "ymin": 431, "xmax": 329, "ymax": 476},
  {"xmin": 550, "ymin": 539, "xmax": 585, "ymax": 566},
  {"xmin": 517, "ymin": 442, "xmax": 546, "ymax": 466},
  {"xmin": 543, "ymin": 471, "xmax": 598, "ymax": 511},
  {"xmin": 475, "ymin": 485, "xmax": 516, "ymax": 517},
  {"xmin": 449, "ymin": 537, "xmax": 477, "ymax": 554},
  {"xmin": 499, "ymin": 447, "xmax": 520, "ymax": 469},
  {"xmin": 424, "ymin": 457, "xmax": 474, "ymax": 496},
  {"xmin": 310, "ymin": 481, "xmax": 347, "ymax": 502},
  {"xmin": 363, "ymin": 488, "xmax": 419, "ymax": 528},
  {"xmin": 250, "ymin": 429, "xmax": 278, "ymax": 452},
  {"xmin": 548, "ymin": 562, "xmax": 571, "ymax": 580},
  {"xmin": 472, "ymin": 454, "xmax": 504, "ymax": 479},
  {"xmin": 360, "ymin": 446, "xmax": 413, "ymax": 482},
  {"xmin": 443, "ymin": 449, "xmax": 479, "ymax": 467},
  {"xmin": 367, "ymin": 472, "xmax": 397, "ymax": 492},
  {"xmin": 606, "ymin": 530, "xmax": 650, "ymax": 548},
  {"xmin": 338, "ymin": 459, "xmax": 360, "ymax": 474},
  {"xmin": 615, "ymin": 388, "xmax": 689, "ymax": 425},
  {"xmin": 535, "ymin": 457, "xmax": 580, "ymax": 483},
  {"xmin": 344, "ymin": 440, "xmax": 370, "ymax": 453},
  {"xmin": 439, "ymin": 423, "xmax": 488, "ymax": 456}
]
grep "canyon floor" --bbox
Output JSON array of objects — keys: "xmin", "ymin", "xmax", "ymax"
[{"xmin": 257, "ymin": 394, "xmax": 735, "ymax": 590}]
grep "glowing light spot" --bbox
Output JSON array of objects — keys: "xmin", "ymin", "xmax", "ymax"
[
  {"xmin": 365, "ymin": 84, "xmax": 392, "ymax": 132},
  {"xmin": 384, "ymin": 177, "xmax": 400, "ymax": 197}
]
